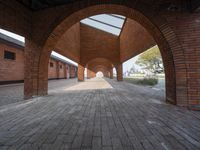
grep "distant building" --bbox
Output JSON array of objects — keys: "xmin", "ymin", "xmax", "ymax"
[{"xmin": 0, "ymin": 33, "xmax": 77, "ymax": 85}]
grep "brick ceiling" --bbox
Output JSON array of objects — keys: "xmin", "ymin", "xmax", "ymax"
[
  {"xmin": 16, "ymin": 0, "xmax": 199, "ymax": 12},
  {"xmin": 16, "ymin": 0, "xmax": 74, "ymax": 10}
]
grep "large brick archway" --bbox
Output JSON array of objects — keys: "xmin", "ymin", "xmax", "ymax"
[
  {"xmin": 24, "ymin": 2, "xmax": 187, "ymax": 107},
  {"xmin": 93, "ymin": 66, "xmax": 111, "ymax": 78}
]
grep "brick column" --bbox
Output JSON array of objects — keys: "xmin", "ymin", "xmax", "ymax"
[
  {"xmin": 24, "ymin": 39, "xmax": 50, "ymax": 99},
  {"xmin": 110, "ymin": 69, "xmax": 113, "ymax": 79},
  {"xmin": 24, "ymin": 40, "xmax": 40, "ymax": 99},
  {"xmin": 87, "ymin": 69, "xmax": 91, "ymax": 79},
  {"xmin": 78, "ymin": 64, "xmax": 84, "ymax": 81},
  {"xmin": 87, "ymin": 69, "xmax": 96, "ymax": 79},
  {"xmin": 116, "ymin": 63, "xmax": 123, "ymax": 81}
]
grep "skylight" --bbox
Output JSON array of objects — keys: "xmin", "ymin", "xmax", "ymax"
[{"xmin": 80, "ymin": 14, "xmax": 126, "ymax": 36}]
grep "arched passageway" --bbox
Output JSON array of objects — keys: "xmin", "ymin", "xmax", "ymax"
[
  {"xmin": 1, "ymin": 1, "xmax": 200, "ymax": 149},
  {"xmin": 86, "ymin": 58, "xmax": 114, "ymax": 79},
  {"xmin": 96, "ymin": 72, "xmax": 104, "ymax": 78},
  {"xmin": 1, "ymin": 1, "xmax": 196, "ymax": 109},
  {"xmin": 26, "ymin": 4, "xmax": 184, "ymax": 106}
]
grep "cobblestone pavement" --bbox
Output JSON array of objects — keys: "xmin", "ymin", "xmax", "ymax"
[
  {"xmin": 0, "ymin": 78, "xmax": 200, "ymax": 150},
  {"xmin": 0, "ymin": 79, "xmax": 78, "ymax": 107}
]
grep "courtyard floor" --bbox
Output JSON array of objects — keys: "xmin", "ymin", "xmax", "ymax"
[{"xmin": 0, "ymin": 78, "xmax": 200, "ymax": 150}]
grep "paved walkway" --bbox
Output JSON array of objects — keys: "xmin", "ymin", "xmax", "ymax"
[
  {"xmin": 0, "ymin": 79, "xmax": 78, "ymax": 107},
  {"xmin": 0, "ymin": 78, "xmax": 200, "ymax": 150}
]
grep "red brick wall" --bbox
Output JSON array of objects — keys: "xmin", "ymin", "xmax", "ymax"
[
  {"xmin": 48, "ymin": 59, "xmax": 77, "ymax": 80},
  {"xmin": 80, "ymin": 23, "xmax": 120, "ymax": 65},
  {"xmin": 86, "ymin": 58, "xmax": 113, "ymax": 79},
  {"xmin": 165, "ymin": 13, "xmax": 200, "ymax": 109},
  {"xmin": 0, "ymin": 41, "xmax": 24, "ymax": 82},
  {"xmin": 87, "ymin": 69, "xmax": 96, "ymax": 78},
  {"xmin": 0, "ymin": 1, "xmax": 31, "ymax": 38},
  {"xmin": 55, "ymin": 23, "xmax": 80, "ymax": 63},
  {"xmin": 69, "ymin": 65, "xmax": 77, "ymax": 78},
  {"xmin": 48, "ymin": 58, "xmax": 57, "ymax": 79},
  {"xmin": 58, "ymin": 62, "xmax": 65, "ymax": 79},
  {"xmin": 120, "ymin": 18, "xmax": 155, "ymax": 62},
  {"xmin": 0, "ymin": 41, "xmax": 77, "ymax": 83},
  {"xmin": 65, "ymin": 64, "xmax": 70, "ymax": 79}
]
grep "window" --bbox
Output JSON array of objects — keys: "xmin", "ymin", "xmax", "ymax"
[
  {"xmin": 4, "ymin": 51, "xmax": 16, "ymax": 60},
  {"xmin": 50, "ymin": 62, "xmax": 54, "ymax": 67},
  {"xmin": 60, "ymin": 65, "xmax": 62, "ymax": 69}
]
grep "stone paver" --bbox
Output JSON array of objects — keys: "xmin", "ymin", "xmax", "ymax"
[
  {"xmin": 0, "ymin": 79, "xmax": 78, "ymax": 106},
  {"xmin": 0, "ymin": 77, "xmax": 200, "ymax": 150}
]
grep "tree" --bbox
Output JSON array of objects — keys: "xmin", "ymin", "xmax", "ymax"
[{"xmin": 136, "ymin": 46, "xmax": 163, "ymax": 74}]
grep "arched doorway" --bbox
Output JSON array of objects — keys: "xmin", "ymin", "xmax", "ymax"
[
  {"xmin": 96, "ymin": 72, "xmax": 104, "ymax": 78},
  {"xmin": 25, "ymin": 3, "xmax": 186, "ymax": 106},
  {"xmin": 86, "ymin": 58, "xmax": 114, "ymax": 79}
]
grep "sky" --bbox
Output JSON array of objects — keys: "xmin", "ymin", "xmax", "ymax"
[
  {"xmin": 0, "ymin": 29, "xmax": 25, "ymax": 42},
  {"xmin": 0, "ymin": 14, "xmax": 141, "ymax": 73},
  {"xmin": 81, "ymin": 14, "xmax": 125, "ymax": 36},
  {"xmin": 123, "ymin": 56, "xmax": 140, "ymax": 72}
]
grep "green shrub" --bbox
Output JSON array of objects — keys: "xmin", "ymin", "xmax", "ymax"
[{"xmin": 124, "ymin": 77, "xmax": 158, "ymax": 86}]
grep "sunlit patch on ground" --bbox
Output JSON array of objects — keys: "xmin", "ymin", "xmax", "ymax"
[{"xmin": 64, "ymin": 77, "xmax": 113, "ymax": 91}]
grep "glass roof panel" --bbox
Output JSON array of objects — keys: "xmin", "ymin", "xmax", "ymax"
[
  {"xmin": 80, "ymin": 14, "xmax": 126, "ymax": 36},
  {"xmin": 89, "ymin": 14, "xmax": 125, "ymax": 28},
  {"xmin": 81, "ymin": 18, "xmax": 121, "ymax": 36}
]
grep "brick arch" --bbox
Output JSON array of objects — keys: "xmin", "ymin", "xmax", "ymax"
[
  {"xmin": 86, "ymin": 58, "xmax": 114, "ymax": 79},
  {"xmin": 93, "ymin": 65, "xmax": 110, "ymax": 78},
  {"xmin": 31, "ymin": 3, "xmax": 186, "ymax": 106},
  {"xmin": 96, "ymin": 71, "xmax": 105, "ymax": 77},
  {"xmin": 86, "ymin": 58, "xmax": 114, "ymax": 69}
]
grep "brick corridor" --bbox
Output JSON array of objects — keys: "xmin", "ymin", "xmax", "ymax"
[{"xmin": 0, "ymin": 78, "xmax": 200, "ymax": 150}]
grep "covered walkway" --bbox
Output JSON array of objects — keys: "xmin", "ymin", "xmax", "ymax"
[{"xmin": 0, "ymin": 78, "xmax": 200, "ymax": 150}]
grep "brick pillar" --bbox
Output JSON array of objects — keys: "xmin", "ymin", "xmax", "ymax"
[
  {"xmin": 24, "ymin": 40, "xmax": 40, "ymax": 99},
  {"xmin": 24, "ymin": 39, "xmax": 50, "ymax": 99},
  {"xmin": 116, "ymin": 63, "xmax": 123, "ymax": 81},
  {"xmin": 78, "ymin": 64, "xmax": 84, "ymax": 81},
  {"xmin": 110, "ymin": 69, "xmax": 113, "ymax": 79},
  {"xmin": 87, "ymin": 69, "xmax": 95, "ymax": 79}
]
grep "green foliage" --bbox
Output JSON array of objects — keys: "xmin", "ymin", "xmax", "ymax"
[
  {"xmin": 124, "ymin": 77, "xmax": 158, "ymax": 86},
  {"xmin": 136, "ymin": 46, "xmax": 163, "ymax": 73}
]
